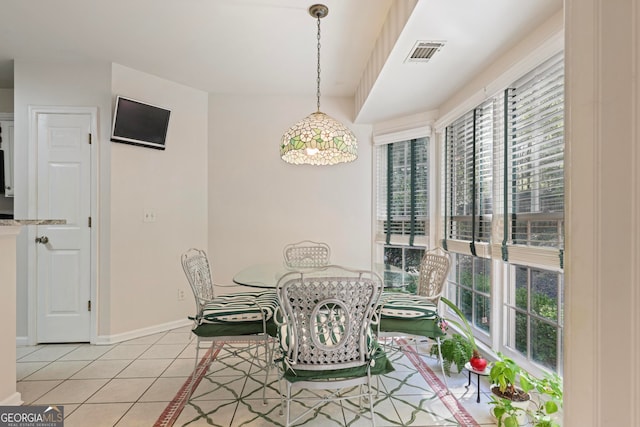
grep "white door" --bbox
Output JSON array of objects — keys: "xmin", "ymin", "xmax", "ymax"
[{"xmin": 36, "ymin": 113, "xmax": 92, "ymax": 343}]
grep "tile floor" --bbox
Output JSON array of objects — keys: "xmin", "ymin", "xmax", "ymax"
[{"xmin": 16, "ymin": 326, "xmax": 496, "ymax": 426}]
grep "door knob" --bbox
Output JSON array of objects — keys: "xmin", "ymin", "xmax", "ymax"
[{"xmin": 35, "ymin": 236, "xmax": 49, "ymax": 244}]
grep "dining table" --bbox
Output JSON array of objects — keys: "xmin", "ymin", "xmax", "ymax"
[{"xmin": 233, "ymin": 262, "xmax": 417, "ymax": 290}]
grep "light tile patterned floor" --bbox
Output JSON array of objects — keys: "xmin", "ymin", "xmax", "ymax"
[{"xmin": 16, "ymin": 327, "xmax": 496, "ymax": 426}]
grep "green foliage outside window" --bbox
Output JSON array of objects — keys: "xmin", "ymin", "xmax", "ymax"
[
  {"xmin": 455, "ymin": 255, "xmax": 491, "ymax": 333},
  {"xmin": 512, "ymin": 265, "xmax": 562, "ymax": 371},
  {"xmin": 383, "ymin": 246, "xmax": 423, "ymax": 292},
  {"xmin": 514, "ymin": 287, "xmax": 560, "ymax": 371}
]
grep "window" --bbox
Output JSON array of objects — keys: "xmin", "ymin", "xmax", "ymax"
[
  {"xmin": 444, "ymin": 100, "xmax": 494, "ymax": 248},
  {"xmin": 500, "ymin": 54, "xmax": 565, "ymax": 372},
  {"xmin": 446, "ymin": 253, "xmax": 491, "ymax": 334},
  {"xmin": 376, "ymin": 137, "xmax": 429, "ymax": 288},
  {"xmin": 440, "ymin": 53, "xmax": 565, "ymax": 374},
  {"xmin": 377, "ymin": 137, "xmax": 429, "ymax": 244},
  {"xmin": 505, "ymin": 265, "xmax": 563, "ymax": 372},
  {"xmin": 442, "ymin": 101, "xmax": 494, "ymax": 346},
  {"xmin": 506, "ymin": 54, "xmax": 565, "ymax": 249},
  {"xmin": 382, "ymin": 245, "xmax": 425, "ymax": 292}
]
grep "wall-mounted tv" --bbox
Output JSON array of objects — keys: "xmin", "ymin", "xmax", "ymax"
[{"xmin": 110, "ymin": 96, "xmax": 171, "ymax": 150}]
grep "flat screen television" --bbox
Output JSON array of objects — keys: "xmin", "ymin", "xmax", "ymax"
[{"xmin": 110, "ymin": 96, "xmax": 171, "ymax": 150}]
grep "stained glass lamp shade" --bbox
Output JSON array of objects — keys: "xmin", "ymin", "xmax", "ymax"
[{"xmin": 280, "ymin": 112, "xmax": 357, "ymax": 165}]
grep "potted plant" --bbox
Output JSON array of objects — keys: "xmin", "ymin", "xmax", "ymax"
[
  {"xmin": 488, "ymin": 353, "xmax": 533, "ymax": 426},
  {"xmin": 521, "ymin": 371, "xmax": 563, "ymax": 427},
  {"xmin": 429, "ymin": 331, "xmax": 473, "ymax": 376},
  {"xmin": 430, "ymin": 297, "xmax": 487, "ymax": 373}
]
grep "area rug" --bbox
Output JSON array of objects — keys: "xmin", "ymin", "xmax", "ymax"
[{"xmin": 154, "ymin": 339, "xmax": 480, "ymax": 427}]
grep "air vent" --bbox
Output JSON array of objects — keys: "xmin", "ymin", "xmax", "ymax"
[{"xmin": 405, "ymin": 41, "xmax": 445, "ymax": 63}]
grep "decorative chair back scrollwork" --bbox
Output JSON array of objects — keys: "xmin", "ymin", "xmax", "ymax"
[
  {"xmin": 283, "ymin": 240, "xmax": 331, "ymax": 268},
  {"xmin": 182, "ymin": 248, "xmax": 216, "ymax": 312},
  {"xmin": 416, "ymin": 247, "xmax": 450, "ymax": 303}
]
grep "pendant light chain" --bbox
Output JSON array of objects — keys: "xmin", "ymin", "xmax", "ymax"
[
  {"xmin": 316, "ymin": 15, "xmax": 320, "ymax": 112},
  {"xmin": 316, "ymin": 13, "xmax": 321, "ymax": 112}
]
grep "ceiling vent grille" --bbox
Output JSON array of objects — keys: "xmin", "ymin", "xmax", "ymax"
[{"xmin": 406, "ymin": 41, "xmax": 445, "ymax": 63}]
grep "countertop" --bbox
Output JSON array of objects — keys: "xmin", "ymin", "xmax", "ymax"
[{"xmin": 0, "ymin": 219, "xmax": 66, "ymax": 226}]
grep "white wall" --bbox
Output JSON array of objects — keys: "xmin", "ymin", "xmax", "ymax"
[
  {"xmin": 0, "ymin": 227, "xmax": 20, "ymax": 404},
  {"xmin": 110, "ymin": 64, "xmax": 208, "ymax": 335},
  {"xmin": 208, "ymin": 94, "xmax": 373, "ymax": 284}
]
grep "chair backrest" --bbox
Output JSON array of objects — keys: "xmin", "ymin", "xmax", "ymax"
[
  {"xmin": 276, "ymin": 267, "xmax": 382, "ymax": 371},
  {"xmin": 181, "ymin": 248, "xmax": 215, "ymax": 313},
  {"xmin": 416, "ymin": 248, "xmax": 451, "ymax": 302},
  {"xmin": 283, "ymin": 240, "xmax": 331, "ymax": 268}
]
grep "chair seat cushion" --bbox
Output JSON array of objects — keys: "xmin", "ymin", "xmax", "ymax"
[
  {"xmin": 191, "ymin": 290, "xmax": 279, "ymax": 337},
  {"xmin": 192, "ymin": 318, "xmax": 278, "ymax": 337},
  {"xmin": 378, "ymin": 317, "xmax": 445, "ymax": 338},
  {"xmin": 378, "ymin": 292, "xmax": 445, "ymax": 339},
  {"xmin": 379, "ymin": 292, "xmax": 438, "ymax": 319},
  {"xmin": 200, "ymin": 290, "xmax": 277, "ymax": 322},
  {"xmin": 282, "ymin": 345, "xmax": 394, "ymax": 383}
]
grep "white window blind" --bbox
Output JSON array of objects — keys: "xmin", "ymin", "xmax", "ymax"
[
  {"xmin": 376, "ymin": 138, "xmax": 429, "ymax": 245},
  {"xmin": 506, "ymin": 54, "xmax": 564, "ymax": 249},
  {"xmin": 444, "ymin": 100, "xmax": 494, "ymax": 251}
]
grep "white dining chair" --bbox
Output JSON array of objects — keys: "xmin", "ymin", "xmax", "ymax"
[
  {"xmin": 181, "ymin": 248, "xmax": 278, "ymax": 403},
  {"xmin": 282, "ymin": 240, "xmax": 331, "ymax": 268},
  {"xmin": 274, "ymin": 266, "xmax": 393, "ymax": 426}
]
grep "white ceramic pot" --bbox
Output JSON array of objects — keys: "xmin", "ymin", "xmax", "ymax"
[{"xmin": 490, "ymin": 385, "xmax": 530, "ymax": 426}]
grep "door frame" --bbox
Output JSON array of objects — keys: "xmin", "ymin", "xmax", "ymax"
[{"xmin": 26, "ymin": 106, "xmax": 98, "ymax": 345}]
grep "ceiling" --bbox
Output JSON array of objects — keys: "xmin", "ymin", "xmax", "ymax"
[{"xmin": 0, "ymin": 0, "xmax": 562, "ymax": 124}]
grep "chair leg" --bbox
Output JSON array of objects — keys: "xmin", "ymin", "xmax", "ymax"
[
  {"xmin": 435, "ymin": 337, "xmax": 450, "ymax": 393},
  {"xmin": 369, "ymin": 384, "xmax": 376, "ymax": 427},
  {"xmin": 186, "ymin": 344, "xmax": 200, "ymax": 400},
  {"xmin": 285, "ymin": 382, "xmax": 292, "ymax": 427},
  {"xmin": 277, "ymin": 372, "xmax": 284, "ymax": 417},
  {"xmin": 261, "ymin": 338, "xmax": 271, "ymax": 405},
  {"xmin": 187, "ymin": 339, "xmax": 214, "ymax": 400}
]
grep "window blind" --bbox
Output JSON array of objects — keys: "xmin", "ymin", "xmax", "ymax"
[
  {"xmin": 444, "ymin": 100, "xmax": 494, "ymax": 251},
  {"xmin": 376, "ymin": 138, "xmax": 429, "ymax": 245},
  {"xmin": 507, "ymin": 54, "xmax": 564, "ymax": 248}
]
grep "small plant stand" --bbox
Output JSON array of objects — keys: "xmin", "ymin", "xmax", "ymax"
[{"xmin": 464, "ymin": 362, "xmax": 490, "ymax": 403}]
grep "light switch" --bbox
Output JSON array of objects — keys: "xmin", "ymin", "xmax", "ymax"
[{"xmin": 143, "ymin": 209, "xmax": 156, "ymax": 223}]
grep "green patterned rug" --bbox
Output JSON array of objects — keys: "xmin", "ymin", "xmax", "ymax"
[{"xmin": 154, "ymin": 339, "xmax": 479, "ymax": 426}]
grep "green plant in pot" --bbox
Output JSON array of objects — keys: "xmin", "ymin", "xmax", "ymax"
[
  {"xmin": 429, "ymin": 297, "xmax": 487, "ymax": 375},
  {"xmin": 429, "ymin": 332, "xmax": 473, "ymax": 376},
  {"xmin": 521, "ymin": 371, "xmax": 563, "ymax": 427},
  {"xmin": 488, "ymin": 353, "xmax": 533, "ymax": 427}
]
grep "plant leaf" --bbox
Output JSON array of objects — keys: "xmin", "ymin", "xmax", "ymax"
[
  {"xmin": 544, "ymin": 400, "xmax": 558, "ymax": 414},
  {"xmin": 520, "ymin": 374, "xmax": 534, "ymax": 393},
  {"xmin": 504, "ymin": 416, "xmax": 519, "ymax": 427}
]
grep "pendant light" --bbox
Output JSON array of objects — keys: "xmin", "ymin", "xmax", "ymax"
[{"xmin": 280, "ymin": 4, "xmax": 358, "ymax": 165}]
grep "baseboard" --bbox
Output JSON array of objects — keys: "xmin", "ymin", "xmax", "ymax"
[
  {"xmin": 94, "ymin": 318, "xmax": 191, "ymax": 345},
  {"xmin": 0, "ymin": 392, "xmax": 23, "ymax": 406},
  {"xmin": 16, "ymin": 336, "xmax": 29, "ymax": 346}
]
